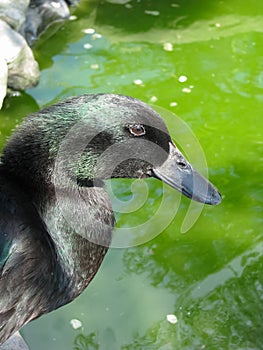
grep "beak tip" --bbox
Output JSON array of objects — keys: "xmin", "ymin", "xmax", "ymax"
[{"xmin": 207, "ymin": 189, "xmax": 222, "ymax": 206}]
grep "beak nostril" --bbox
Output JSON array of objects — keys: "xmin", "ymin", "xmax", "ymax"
[{"xmin": 176, "ymin": 159, "xmax": 187, "ymax": 168}]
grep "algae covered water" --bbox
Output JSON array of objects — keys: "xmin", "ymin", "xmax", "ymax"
[{"xmin": 0, "ymin": 0, "xmax": 262, "ymax": 349}]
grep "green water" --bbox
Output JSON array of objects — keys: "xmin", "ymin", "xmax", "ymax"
[{"xmin": 0, "ymin": 0, "xmax": 262, "ymax": 349}]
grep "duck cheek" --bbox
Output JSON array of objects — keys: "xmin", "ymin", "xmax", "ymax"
[
  {"xmin": 108, "ymin": 159, "xmax": 152, "ymax": 179},
  {"xmin": 92, "ymin": 139, "xmax": 168, "ymax": 180}
]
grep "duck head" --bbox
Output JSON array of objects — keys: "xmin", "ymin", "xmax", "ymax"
[{"xmin": 2, "ymin": 94, "xmax": 221, "ymax": 205}]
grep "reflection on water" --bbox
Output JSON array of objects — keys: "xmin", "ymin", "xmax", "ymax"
[
  {"xmin": 174, "ymin": 241, "xmax": 263, "ymax": 349},
  {"xmin": 70, "ymin": 241, "xmax": 263, "ymax": 350},
  {"xmin": 0, "ymin": 0, "xmax": 262, "ymax": 349}
]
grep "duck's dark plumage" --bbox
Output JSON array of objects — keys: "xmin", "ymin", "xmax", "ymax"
[
  {"xmin": 0, "ymin": 94, "xmax": 221, "ymax": 344},
  {"xmin": 0, "ymin": 168, "xmax": 70, "ymax": 341}
]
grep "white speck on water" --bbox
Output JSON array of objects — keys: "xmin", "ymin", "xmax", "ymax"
[
  {"xmin": 149, "ymin": 96, "xmax": 158, "ymax": 103},
  {"xmin": 133, "ymin": 79, "xmax": 143, "ymax": 85},
  {"xmin": 145, "ymin": 10, "xmax": 160, "ymax": 16},
  {"xmin": 166, "ymin": 314, "xmax": 178, "ymax": 324},
  {"xmin": 178, "ymin": 75, "xmax": 188, "ymax": 83},
  {"xmin": 70, "ymin": 319, "xmax": 82, "ymax": 329},
  {"xmin": 92, "ymin": 33, "xmax": 102, "ymax": 40},
  {"xmin": 182, "ymin": 87, "xmax": 191, "ymax": 93},
  {"xmin": 69, "ymin": 15, "xmax": 77, "ymax": 21},
  {"xmin": 91, "ymin": 63, "xmax": 99, "ymax": 70},
  {"xmin": 82, "ymin": 28, "xmax": 95, "ymax": 34},
  {"xmin": 170, "ymin": 101, "xmax": 178, "ymax": 107},
  {"xmin": 83, "ymin": 43, "xmax": 93, "ymax": 50},
  {"xmin": 215, "ymin": 22, "xmax": 221, "ymax": 27},
  {"xmin": 163, "ymin": 42, "xmax": 173, "ymax": 51}
]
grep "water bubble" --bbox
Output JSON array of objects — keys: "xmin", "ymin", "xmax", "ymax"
[
  {"xmin": 70, "ymin": 319, "xmax": 82, "ymax": 329},
  {"xmin": 166, "ymin": 314, "xmax": 178, "ymax": 324},
  {"xmin": 82, "ymin": 28, "xmax": 95, "ymax": 34},
  {"xmin": 91, "ymin": 64, "xmax": 99, "ymax": 70},
  {"xmin": 83, "ymin": 43, "xmax": 93, "ymax": 50},
  {"xmin": 149, "ymin": 96, "xmax": 158, "ymax": 103},
  {"xmin": 133, "ymin": 79, "xmax": 143, "ymax": 85},
  {"xmin": 182, "ymin": 87, "xmax": 191, "ymax": 93},
  {"xmin": 145, "ymin": 10, "xmax": 160, "ymax": 16},
  {"xmin": 178, "ymin": 75, "xmax": 188, "ymax": 83},
  {"xmin": 163, "ymin": 42, "xmax": 173, "ymax": 52},
  {"xmin": 92, "ymin": 33, "xmax": 102, "ymax": 40}
]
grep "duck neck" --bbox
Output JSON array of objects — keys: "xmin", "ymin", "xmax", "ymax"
[
  {"xmin": 1, "ymin": 157, "xmax": 114, "ymax": 297},
  {"xmin": 41, "ymin": 179, "xmax": 114, "ymax": 297}
]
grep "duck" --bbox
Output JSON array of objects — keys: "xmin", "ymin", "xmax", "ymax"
[{"xmin": 0, "ymin": 93, "xmax": 221, "ymax": 345}]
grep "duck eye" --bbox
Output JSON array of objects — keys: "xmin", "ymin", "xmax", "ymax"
[{"xmin": 129, "ymin": 124, "xmax": 146, "ymax": 137}]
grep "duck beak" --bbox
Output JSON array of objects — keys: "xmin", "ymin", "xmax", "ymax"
[{"xmin": 152, "ymin": 143, "xmax": 221, "ymax": 205}]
